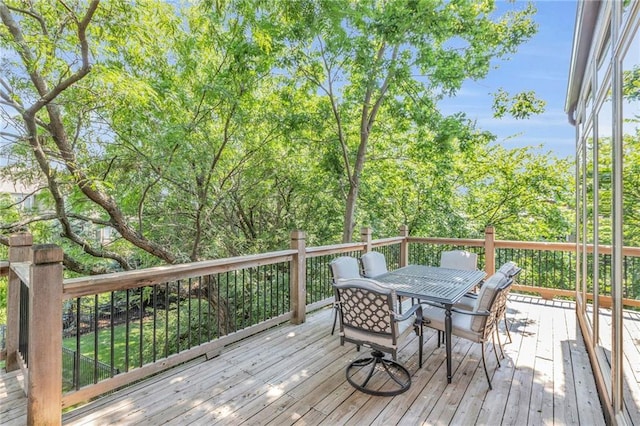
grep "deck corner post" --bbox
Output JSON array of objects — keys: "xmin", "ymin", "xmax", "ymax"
[
  {"xmin": 290, "ymin": 230, "xmax": 306, "ymax": 325},
  {"xmin": 27, "ymin": 244, "xmax": 64, "ymax": 426},
  {"xmin": 485, "ymin": 226, "xmax": 496, "ymax": 275},
  {"xmin": 399, "ymin": 225, "xmax": 409, "ymax": 267},
  {"xmin": 361, "ymin": 227, "xmax": 372, "ymax": 253},
  {"xmin": 6, "ymin": 232, "xmax": 33, "ymax": 373}
]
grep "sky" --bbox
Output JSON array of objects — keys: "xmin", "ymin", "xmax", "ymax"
[{"xmin": 438, "ymin": 0, "xmax": 578, "ymax": 159}]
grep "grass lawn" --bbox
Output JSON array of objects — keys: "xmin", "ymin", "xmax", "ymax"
[
  {"xmin": 63, "ymin": 315, "xmax": 160, "ymax": 372},
  {"xmin": 62, "ymin": 299, "xmax": 215, "ymax": 373}
]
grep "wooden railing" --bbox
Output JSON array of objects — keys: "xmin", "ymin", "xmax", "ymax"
[{"xmin": 3, "ymin": 225, "xmax": 640, "ymax": 424}]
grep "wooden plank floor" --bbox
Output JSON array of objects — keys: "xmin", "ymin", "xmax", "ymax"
[
  {"xmin": 2, "ymin": 296, "xmax": 607, "ymax": 425},
  {"xmin": 0, "ymin": 368, "xmax": 26, "ymax": 425}
]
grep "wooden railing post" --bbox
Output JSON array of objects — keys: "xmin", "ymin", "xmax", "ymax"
[
  {"xmin": 290, "ymin": 230, "xmax": 306, "ymax": 325},
  {"xmin": 27, "ymin": 244, "xmax": 64, "ymax": 426},
  {"xmin": 399, "ymin": 224, "xmax": 409, "ymax": 267},
  {"xmin": 485, "ymin": 226, "xmax": 496, "ymax": 275},
  {"xmin": 6, "ymin": 232, "xmax": 32, "ymax": 372},
  {"xmin": 361, "ymin": 227, "xmax": 372, "ymax": 253}
]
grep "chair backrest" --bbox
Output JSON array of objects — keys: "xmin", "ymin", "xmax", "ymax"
[
  {"xmin": 333, "ymin": 278, "xmax": 398, "ymax": 345},
  {"xmin": 329, "ymin": 256, "xmax": 361, "ymax": 281},
  {"xmin": 470, "ymin": 272, "xmax": 510, "ymax": 333},
  {"xmin": 440, "ymin": 250, "xmax": 478, "ymax": 271},
  {"xmin": 361, "ymin": 251, "xmax": 388, "ymax": 278},
  {"xmin": 497, "ymin": 261, "xmax": 521, "ymax": 279},
  {"xmin": 493, "ymin": 278, "xmax": 514, "ymax": 325}
]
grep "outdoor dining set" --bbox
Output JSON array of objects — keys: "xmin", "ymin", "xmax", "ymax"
[{"xmin": 329, "ymin": 250, "xmax": 522, "ymax": 396}]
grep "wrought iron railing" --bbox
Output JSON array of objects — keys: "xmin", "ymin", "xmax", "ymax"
[{"xmin": 62, "ymin": 260, "xmax": 292, "ymax": 393}]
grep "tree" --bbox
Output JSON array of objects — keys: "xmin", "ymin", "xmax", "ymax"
[
  {"xmin": 0, "ymin": 0, "xmax": 178, "ymax": 270},
  {"xmin": 0, "ymin": 0, "xmax": 313, "ymax": 270},
  {"xmin": 457, "ymin": 144, "xmax": 574, "ymax": 240},
  {"xmin": 274, "ymin": 0, "xmax": 537, "ymax": 241},
  {"xmin": 1, "ymin": 0, "xmax": 569, "ymax": 275}
]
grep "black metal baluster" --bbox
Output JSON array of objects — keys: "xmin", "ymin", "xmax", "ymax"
[
  {"xmin": 125, "ymin": 289, "xmax": 130, "ymax": 372},
  {"xmin": 188, "ymin": 278, "xmax": 192, "ymax": 348},
  {"xmin": 153, "ymin": 284, "xmax": 157, "ymax": 362},
  {"xmin": 93, "ymin": 295, "xmax": 99, "ymax": 384},
  {"xmin": 110, "ymin": 292, "xmax": 115, "ymax": 377},
  {"xmin": 176, "ymin": 280, "xmax": 181, "ymax": 353},
  {"xmin": 138, "ymin": 286, "xmax": 143, "ymax": 366},
  {"xmin": 164, "ymin": 282, "xmax": 169, "ymax": 358},
  {"xmin": 198, "ymin": 276, "xmax": 203, "ymax": 345},
  {"xmin": 74, "ymin": 297, "xmax": 81, "ymax": 389}
]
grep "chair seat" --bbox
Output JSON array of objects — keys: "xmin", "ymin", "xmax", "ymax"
[
  {"xmin": 339, "ymin": 312, "xmax": 416, "ymax": 351},
  {"xmin": 421, "ymin": 305, "xmax": 483, "ymax": 343}
]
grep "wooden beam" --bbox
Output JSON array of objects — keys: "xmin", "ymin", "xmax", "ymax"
[{"xmin": 27, "ymin": 244, "xmax": 64, "ymax": 426}]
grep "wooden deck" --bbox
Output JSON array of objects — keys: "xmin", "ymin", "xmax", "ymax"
[{"xmin": 3, "ymin": 295, "xmax": 606, "ymax": 425}]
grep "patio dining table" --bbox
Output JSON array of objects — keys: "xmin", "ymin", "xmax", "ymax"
[{"xmin": 374, "ymin": 264, "xmax": 486, "ymax": 383}]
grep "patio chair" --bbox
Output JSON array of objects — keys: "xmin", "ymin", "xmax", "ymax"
[
  {"xmin": 455, "ymin": 261, "xmax": 521, "ymax": 344},
  {"xmin": 333, "ymin": 277, "xmax": 425, "ymax": 396},
  {"xmin": 440, "ymin": 249, "xmax": 483, "ymax": 294},
  {"xmin": 421, "ymin": 272, "xmax": 511, "ymax": 389},
  {"xmin": 361, "ymin": 251, "xmax": 388, "ymax": 278},
  {"xmin": 440, "ymin": 249, "xmax": 478, "ymax": 270},
  {"xmin": 495, "ymin": 261, "xmax": 522, "ymax": 343},
  {"xmin": 361, "ymin": 251, "xmax": 410, "ymax": 311},
  {"xmin": 329, "ymin": 256, "xmax": 362, "ymax": 335}
]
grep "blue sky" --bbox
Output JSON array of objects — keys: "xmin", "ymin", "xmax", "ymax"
[{"xmin": 438, "ymin": 0, "xmax": 578, "ymax": 159}]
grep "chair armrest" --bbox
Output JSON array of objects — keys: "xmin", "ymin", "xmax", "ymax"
[
  {"xmin": 450, "ymin": 307, "xmax": 490, "ymax": 316},
  {"xmin": 394, "ymin": 302, "xmax": 422, "ymax": 323},
  {"xmin": 418, "ymin": 300, "xmax": 446, "ymax": 309}
]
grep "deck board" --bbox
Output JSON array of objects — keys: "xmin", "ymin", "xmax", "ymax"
[{"xmin": 1, "ymin": 296, "xmax": 613, "ymax": 425}]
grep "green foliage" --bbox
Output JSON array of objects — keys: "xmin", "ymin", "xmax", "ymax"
[
  {"xmin": 458, "ymin": 144, "xmax": 574, "ymax": 240},
  {"xmin": 0, "ymin": 277, "xmax": 6, "ymax": 325},
  {"xmin": 0, "ymin": 0, "xmax": 574, "ymax": 274},
  {"xmin": 492, "ymin": 88, "xmax": 547, "ymax": 119},
  {"xmin": 623, "ymin": 66, "xmax": 640, "ymax": 101}
]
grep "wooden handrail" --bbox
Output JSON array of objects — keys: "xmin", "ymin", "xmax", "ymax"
[
  {"xmin": 0, "ymin": 260, "xmax": 9, "ymax": 277},
  {"xmin": 406, "ymin": 236, "xmax": 485, "ymax": 247},
  {"xmin": 63, "ymin": 250, "xmax": 296, "ymax": 299},
  {"xmin": 305, "ymin": 242, "xmax": 366, "ymax": 257}
]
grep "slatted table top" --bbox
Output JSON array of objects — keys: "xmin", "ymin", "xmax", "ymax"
[{"xmin": 374, "ymin": 265, "xmax": 486, "ymax": 305}]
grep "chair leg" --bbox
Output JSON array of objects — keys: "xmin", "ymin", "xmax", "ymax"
[
  {"xmin": 494, "ymin": 326, "xmax": 505, "ymax": 359},
  {"xmin": 418, "ymin": 324, "xmax": 423, "ymax": 368},
  {"xmin": 491, "ymin": 333, "xmax": 501, "ymax": 367},
  {"xmin": 345, "ymin": 351, "xmax": 411, "ymax": 396},
  {"xmin": 481, "ymin": 342, "xmax": 493, "ymax": 390},
  {"xmin": 503, "ymin": 313, "xmax": 513, "ymax": 343},
  {"xmin": 331, "ymin": 304, "xmax": 338, "ymax": 335}
]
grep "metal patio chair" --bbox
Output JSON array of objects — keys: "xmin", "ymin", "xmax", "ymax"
[
  {"xmin": 329, "ymin": 256, "xmax": 362, "ymax": 335},
  {"xmin": 333, "ymin": 278, "xmax": 425, "ymax": 396},
  {"xmin": 360, "ymin": 251, "xmax": 388, "ymax": 278},
  {"xmin": 440, "ymin": 249, "xmax": 478, "ymax": 271},
  {"xmin": 421, "ymin": 272, "xmax": 511, "ymax": 389}
]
